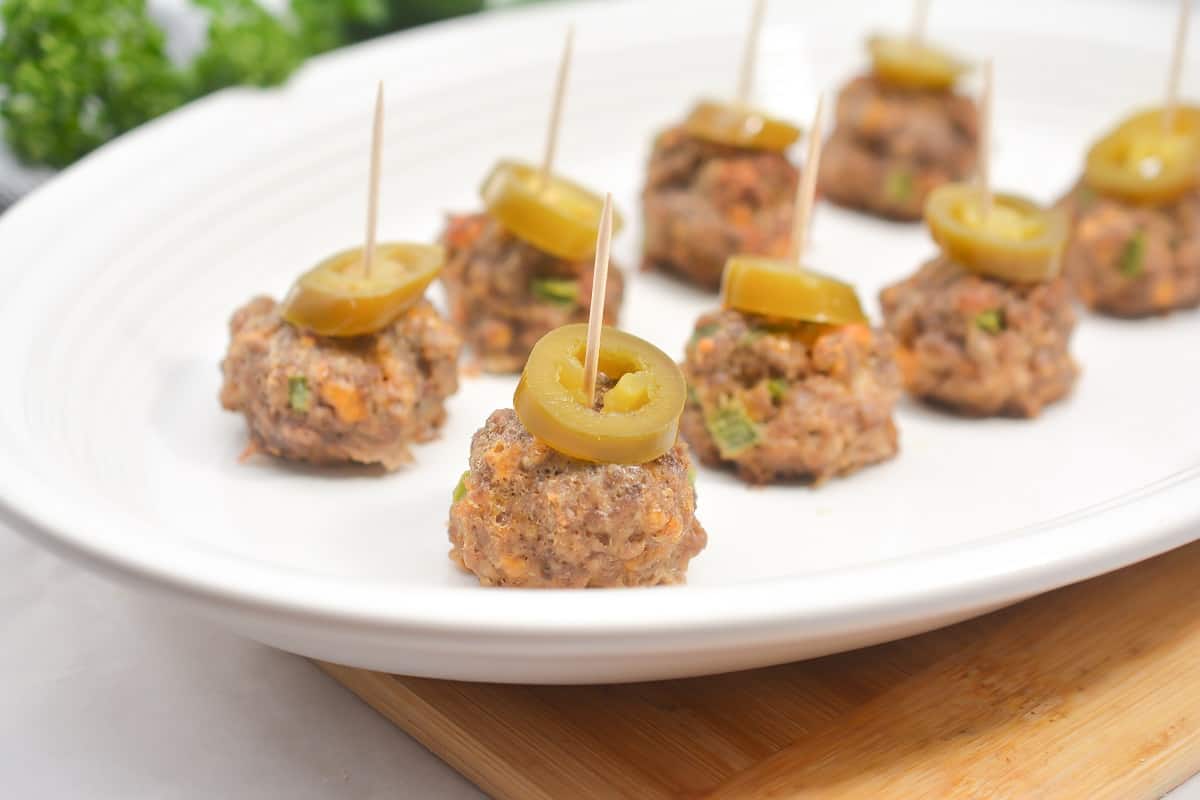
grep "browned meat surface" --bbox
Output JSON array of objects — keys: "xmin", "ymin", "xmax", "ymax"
[
  {"xmin": 821, "ymin": 75, "xmax": 978, "ymax": 221},
  {"xmin": 440, "ymin": 213, "xmax": 625, "ymax": 374},
  {"xmin": 642, "ymin": 126, "xmax": 799, "ymax": 290},
  {"xmin": 220, "ymin": 296, "xmax": 460, "ymax": 469},
  {"xmin": 1061, "ymin": 184, "xmax": 1200, "ymax": 317},
  {"xmin": 680, "ymin": 309, "xmax": 900, "ymax": 485},
  {"xmin": 449, "ymin": 409, "xmax": 706, "ymax": 587},
  {"xmin": 879, "ymin": 257, "xmax": 1078, "ymax": 417}
]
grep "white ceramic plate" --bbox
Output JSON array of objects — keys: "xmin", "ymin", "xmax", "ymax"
[{"xmin": 1, "ymin": 0, "xmax": 1197, "ymax": 684}]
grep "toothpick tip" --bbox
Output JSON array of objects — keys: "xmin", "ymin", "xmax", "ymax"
[
  {"xmin": 362, "ymin": 79, "xmax": 386, "ymax": 277},
  {"xmin": 540, "ymin": 26, "xmax": 575, "ymax": 182},
  {"xmin": 735, "ymin": 0, "xmax": 768, "ymax": 106},
  {"xmin": 789, "ymin": 94, "xmax": 828, "ymax": 265}
]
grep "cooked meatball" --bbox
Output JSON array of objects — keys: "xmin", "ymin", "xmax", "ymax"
[
  {"xmin": 220, "ymin": 296, "xmax": 460, "ymax": 469},
  {"xmin": 1062, "ymin": 184, "xmax": 1200, "ymax": 317},
  {"xmin": 449, "ymin": 409, "xmax": 706, "ymax": 587},
  {"xmin": 821, "ymin": 75, "xmax": 978, "ymax": 221},
  {"xmin": 680, "ymin": 310, "xmax": 900, "ymax": 485},
  {"xmin": 642, "ymin": 126, "xmax": 799, "ymax": 290},
  {"xmin": 440, "ymin": 213, "xmax": 625, "ymax": 374},
  {"xmin": 879, "ymin": 257, "xmax": 1078, "ymax": 417}
]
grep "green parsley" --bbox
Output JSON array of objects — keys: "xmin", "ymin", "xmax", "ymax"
[
  {"xmin": 288, "ymin": 375, "xmax": 311, "ymax": 412},
  {"xmin": 0, "ymin": 0, "xmax": 487, "ymax": 169},
  {"xmin": 974, "ymin": 309, "xmax": 1005, "ymax": 334},
  {"xmin": 0, "ymin": 0, "xmax": 188, "ymax": 167},
  {"xmin": 884, "ymin": 168, "xmax": 914, "ymax": 203},
  {"xmin": 291, "ymin": 0, "xmax": 390, "ymax": 55},
  {"xmin": 766, "ymin": 378, "xmax": 788, "ymax": 402},
  {"xmin": 1117, "ymin": 230, "xmax": 1146, "ymax": 277},
  {"xmin": 704, "ymin": 398, "xmax": 761, "ymax": 459},
  {"xmin": 189, "ymin": 0, "xmax": 306, "ymax": 95},
  {"xmin": 530, "ymin": 277, "xmax": 579, "ymax": 306},
  {"xmin": 452, "ymin": 470, "xmax": 470, "ymax": 503}
]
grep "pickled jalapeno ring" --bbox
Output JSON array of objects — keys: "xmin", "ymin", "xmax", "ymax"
[
  {"xmin": 280, "ymin": 243, "xmax": 444, "ymax": 337},
  {"xmin": 866, "ymin": 35, "xmax": 968, "ymax": 92},
  {"xmin": 1112, "ymin": 105, "xmax": 1200, "ymax": 139},
  {"xmin": 481, "ymin": 160, "xmax": 625, "ymax": 261},
  {"xmin": 720, "ymin": 257, "xmax": 868, "ymax": 325},
  {"xmin": 924, "ymin": 184, "xmax": 1067, "ymax": 283},
  {"xmin": 1084, "ymin": 111, "xmax": 1200, "ymax": 204},
  {"xmin": 682, "ymin": 100, "xmax": 802, "ymax": 152},
  {"xmin": 513, "ymin": 324, "xmax": 687, "ymax": 465}
]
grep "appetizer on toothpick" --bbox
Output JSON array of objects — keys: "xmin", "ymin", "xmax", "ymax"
[
  {"xmin": 449, "ymin": 195, "xmax": 706, "ymax": 587},
  {"xmin": 1062, "ymin": 0, "xmax": 1200, "ymax": 317},
  {"xmin": 880, "ymin": 63, "xmax": 1079, "ymax": 418},
  {"xmin": 681, "ymin": 97, "xmax": 902, "ymax": 485},
  {"xmin": 440, "ymin": 28, "xmax": 626, "ymax": 373},
  {"xmin": 820, "ymin": 0, "xmax": 979, "ymax": 221},
  {"xmin": 221, "ymin": 84, "xmax": 461, "ymax": 469},
  {"xmin": 641, "ymin": 0, "xmax": 803, "ymax": 290}
]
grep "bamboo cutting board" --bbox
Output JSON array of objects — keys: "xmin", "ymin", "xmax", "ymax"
[{"xmin": 319, "ymin": 540, "xmax": 1200, "ymax": 799}]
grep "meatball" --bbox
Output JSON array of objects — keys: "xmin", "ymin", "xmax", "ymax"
[
  {"xmin": 1062, "ymin": 185, "xmax": 1200, "ymax": 317},
  {"xmin": 220, "ymin": 296, "xmax": 461, "ymax": 470},
  {"xmin": 680, "ymin": 310, "xmax": 901, "ymax": 485},
  {"xmin": 440, "ymin": 213, "xmax": 625, "ymax": 373},
  {"xmin": 449, "ymin": 409, "xmax": 706, "ymax": 588},
  {"xmin": 879, "ymin": 257, "xmax": 1079, "ymax": 417},
  {"xmin": 642, "ymin": 126, "xmax": 799, "ymax": 290},
  {"xmin": 820, "ymin": 76, "xmax": 978, "ymax": 221}
]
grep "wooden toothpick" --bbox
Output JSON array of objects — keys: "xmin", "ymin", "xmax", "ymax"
[
  {"xmin": 362, "ymin": 81, "xmax": 384, "ymax": 277},
  {"xmin": 735, "ymin": 0, "xmax": 767, "ymax": 107},
  {"xmin": 788, "ymin": 94, "xmax": 826, "ymax": 265},
  {"xmin": 978, "ymin": 59, "xmax": 994, "ymax": 220},
  {"xmin": 581, "ymin": 193, "xmax": 614, "ymax": 407},
  {"xmin": 540, "ymin": 26, "xmax": 575, "ymax": 184},
  {"xmin": 910, "ymin": 0, "xmax": 931, "ymax": 45},
  {"xmin": 1164, "ymin": 0, "xmax": 1192, "ymax": 131}
]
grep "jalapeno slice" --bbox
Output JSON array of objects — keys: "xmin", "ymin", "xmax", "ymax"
[
  {"xmin": 682, "ymin": 100, "xmax": 802, "ymax": 152},
  {"xmin": 513, "ymin": 324, "xmax": 686, "ymax": 465},
  {"xmin": 1113, "ymin": 105, "xmax": 1200, "ymax": 139},
  {"xmin": 1084, "ymin": 106, "xmax": 1200, "ymax": 204},
  {"xmin": 280, "ymin": 243, "xmax": 444, "ymax": 337},
  {"xmin": 924, "ymin": 183, "xmax": 1067, "ymax": 283},
  {"xmin": 866, "ymin": 35, "xmax": 968, "ymax": 91},
  {"xmin": 481, "ymin": 160, "xmax": 625, "ymax": 261},
  {"xmin": 720, "ymin": 257, "xmax": 868, "ymax": 325}
]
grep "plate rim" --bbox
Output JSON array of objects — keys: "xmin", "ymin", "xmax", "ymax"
[{"xmin": 2, "ymin": 459, "xmax": 1197, "ymax": 639}]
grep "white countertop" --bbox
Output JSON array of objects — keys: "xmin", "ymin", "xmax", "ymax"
[
  {"xmin": 0, "ymin": 531, "xmax": 478, "ymax": 799},
  {"xmin": 3, "ymin": 527, "xmax": 1199, "ymax": 798}
]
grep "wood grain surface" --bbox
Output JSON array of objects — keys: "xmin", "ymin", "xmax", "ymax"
[{"xmin": 319, "ymin": 540, "xmax": 1200, "ymax": 799}]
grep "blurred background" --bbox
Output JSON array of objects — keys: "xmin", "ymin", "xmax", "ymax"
[{"xmin": 0, "ymin": 0, "xmax": 547, "ymax": 208}]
